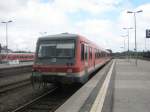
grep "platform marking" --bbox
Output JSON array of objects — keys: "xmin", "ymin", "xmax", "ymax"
[{"xmin": 90, "ymin": 60, "xmax": 115, "ymax": 112}]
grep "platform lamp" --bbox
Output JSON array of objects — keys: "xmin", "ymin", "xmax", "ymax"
[
  {"xmin": 121, "ymin": 35, "xmax": 128, "ymax": 58},
  {"xmin": 1, "ymin": 20, "xmax": 13, "ymax": 53},
  {"xmin": 127, "ymin": 10, "xmax": 143, "ymax": 66},
  {"xmin": 123, "ymin": 27, "xmax": 134, "ymax": 61}
]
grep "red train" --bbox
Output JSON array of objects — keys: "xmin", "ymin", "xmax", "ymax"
[
  {"xmin": 0, "ymin": 53, "xmax": 34, "ymax": 63},
  {"xmin": 32, "ymin": 33, "xmax": 111, "ymax": 85}
]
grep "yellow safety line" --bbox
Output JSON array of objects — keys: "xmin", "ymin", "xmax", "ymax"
[{"xmin": 90, "ymin": 60, "xmax": 115, "ymax": 112}]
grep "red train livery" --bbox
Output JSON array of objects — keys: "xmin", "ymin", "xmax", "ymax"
[
  {"xmin": 32, "ymin": 33, "xmax": 111, "ymax": 84},
  {"xmin": 0, "ymin": 53, "xmax": 34, "ymax": 63}
]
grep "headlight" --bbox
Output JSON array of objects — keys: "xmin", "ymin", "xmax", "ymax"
[{"xmin": 67, "ymin": 69, "xmax": 72, "ymax": 73}]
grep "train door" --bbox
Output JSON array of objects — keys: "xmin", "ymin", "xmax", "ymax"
[
  {"xmin": 94, "ymin": 48, "xmax": 96, "ymax": 68},
  {"xmin": 81, "ymin": 43, "xmax": 91, "ymax": 82},
  {"xmin": 85, "ymin": 45, "xmax": 89, "ymax": 68},
  {"xmin": 81, "ymin": 43, "xmax": 89, "ymax": 73},
  {"xmin": 89, "ymin": 47, "xmax": 92, "ymax": 69}
]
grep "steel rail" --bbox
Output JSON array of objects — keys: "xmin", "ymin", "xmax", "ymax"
[
  {"xmin": 11, "ymin": 87, "xmax": 58, "ymax": 112},
  {"xmin": 0, "ymin": 79, "xmax": 31, "ymax": 94}
]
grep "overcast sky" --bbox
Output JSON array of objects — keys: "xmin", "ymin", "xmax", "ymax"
[{"xmin": 0, "ymin": 0, "xmax": 150, "ymax": 52}]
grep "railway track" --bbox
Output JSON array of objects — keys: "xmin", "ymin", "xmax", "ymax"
[
  {"xmin": 11, "ymin": 85, "xmax": 80, "ymax": 112},
  {"xmin": 0, "ymin": 79, "xmax": 31, "ymax": 94},
  {"xmin": 0, "ymin": 65, "xmax": 32, "ymax": 77}
]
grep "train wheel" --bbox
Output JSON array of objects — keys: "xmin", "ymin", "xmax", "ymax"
[{"xmin": 42, "ymin": 82, "xmax": 48, "ymax": 88}]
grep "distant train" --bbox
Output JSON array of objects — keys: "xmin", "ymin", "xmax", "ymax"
[
  {"xmin": 32, "ymin": 33, "xmax": 111, "ymax": 86},
  {"xmin": 0, "ymin": 53, "xmax": 34, "ymax": 63}
]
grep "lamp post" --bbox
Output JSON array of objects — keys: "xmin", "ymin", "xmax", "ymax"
[
  {"xmin": 123, "ymin": 27, "xmax": 133, "ymax": 61},
  {"xmin": 127, "ymin": 10, "xmax": 143, "ymax": 66},
  {"xmin": 121, "ymin": 35, "xmax": 128, "ymax": 58},
  {"xmin": 1, "ymin": 20, "xmax": 12, "ymax": 53},
  {"xmin": 145, "ymin": 36, "xmax": 147, "ymax": 51}
]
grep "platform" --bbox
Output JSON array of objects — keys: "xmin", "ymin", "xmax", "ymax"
[
  {"xmin": 113, "ymin": 59, "xmax": 150, "ymax": 112},
  {"xmin": 55, "ymin": 60, "xmax": 115, "ymax": 112},
  {"xmin": 0, "ymin": 62, "xmax": 33, "ymax": 69}
]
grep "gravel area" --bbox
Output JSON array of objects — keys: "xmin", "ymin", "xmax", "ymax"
[{"xmin": 0, "ymin": 83, "xmax": 53, "ymax": 112}]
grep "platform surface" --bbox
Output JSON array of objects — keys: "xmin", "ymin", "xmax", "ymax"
[
  {"xmin": 113, "ymin": 59, "xmax": 150, "ymax": 112},
  {"xmin": 0, "ymin": 62, "xmax": 33, "ymax": 69}
]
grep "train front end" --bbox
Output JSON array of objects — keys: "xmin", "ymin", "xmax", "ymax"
[{"xmin": 32, "ymin": 34, "xmax": 82, "ymax": 86}]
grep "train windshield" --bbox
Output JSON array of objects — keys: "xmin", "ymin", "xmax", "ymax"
[{"xmin": 38, "ymin": 40, "xmax": 75, "ymax": 58}]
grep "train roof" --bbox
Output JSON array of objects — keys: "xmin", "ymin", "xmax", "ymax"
[
  {"xmin": 38, "ymin": 33, "xmax": 109, "ymax": 53},
  {"xmin": 38, "ymin": 33, "xmax": 78, "ymax": 40}
]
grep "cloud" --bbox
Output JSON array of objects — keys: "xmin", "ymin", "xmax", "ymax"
[
  {"xmin": 0, "ymin": 0, "xmax": 29, "ymax": 18},
  {"xmin": 0, "ymin": 0, "xmax": 150, "ymax": 52},
  {"xmin": 118, "ymin": 3, "xmax": 150, "ymax": 51},
  {"xmin": 0, "ymin": 0, "xmax": 71, "ymax": 51},
  {"xmin": 52, "ymin": 0, "xmax": 123, "ymax": 14},
  {"xmin": 74, "ymin": 19, "xmax": 120, "ymax": 51}
]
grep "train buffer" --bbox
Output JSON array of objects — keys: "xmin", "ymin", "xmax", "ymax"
[{"xmin": 113, "ymin": 59, "xmax": 150, "ymax": 112}]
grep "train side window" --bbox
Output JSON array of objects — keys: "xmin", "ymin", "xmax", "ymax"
[
  {"xmin": 95, "ymin": 49, "xmax": 97, "ymax": 59},
  {"xmin": 81, "ymin": 44, "xmax": 84, "ymax": 61},
  {"xmin": 100, "ymin": 52, "xmax": 102, "ymax": 57},
  {"xmin": 89, "ymin": 47, "xmax": 92, "ymax": 59},
  {"xmin": 99, "ymin": 51, "xmax": 101, "ymax": 58},
  {"xmin": 85, "ymin": 46, "xmax": 88, "ymax": 61},
  {"xmin": 96, "ymin": 49, "xmax": 98, "ymax": 59},
  {"xmin": 91, "ymin": 48, "xmax": 92, "ymax": 59},
  {"xmin": 97, "ymin": 50, "xmax": 98, "ymax": 58},
  {"xmin": 98, "ymin": 50, "xmax": 99, "ymax": 58},
  {"xmin": 95, "ymin": 49, "xmax": 96, "ymax": 59}
]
